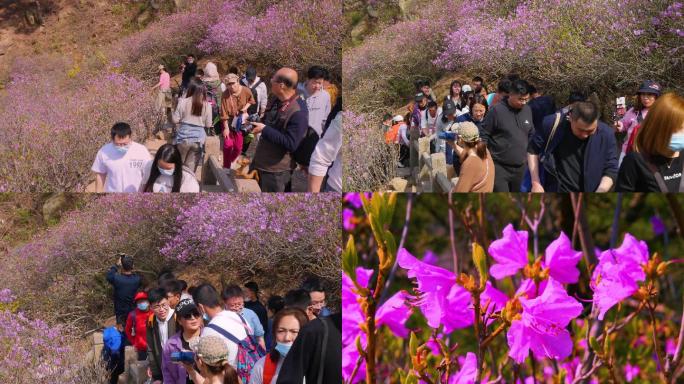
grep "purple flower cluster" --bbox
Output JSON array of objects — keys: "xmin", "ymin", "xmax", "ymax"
[{"xmin": 0, "ymin": 58, "xmax": 156, "ymax": 191}]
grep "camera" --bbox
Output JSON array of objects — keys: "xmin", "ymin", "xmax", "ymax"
[
  {"xmin": 437, "ymin": 131, "xmax": 458, "ymax": 141},
  {"xmin": 246, "ymin": 113, "xmax": 260, "ymax": 123},
  {"xmin": 170, "ymin": 351, "xmax": 195, "ymax": 363},
  {"xmin": 240, "ymin": 114, "xmax": 261, "ymax": 134}
]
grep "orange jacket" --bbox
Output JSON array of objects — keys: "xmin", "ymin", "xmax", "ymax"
[{"xmin": 385, "ymin": 123, "xmax": 401, "ymax": 144}]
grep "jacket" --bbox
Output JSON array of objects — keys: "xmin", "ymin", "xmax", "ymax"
[
  {"xmin": 253, "ymin": 96, "xmax": 309, "ymax": 172},
  {"xmin": 481, "ymin": 98, "xmax": 534, "ymax": 167},
  {"xmin": 161, "ymin": 331, "xmax": 190, "ymax": 384},
  {"xmin": 125, "ymin": 309, "xmax": 152, "ymax": 352},
  {"xmin": 106, "ymin": 266, "xmax": 141, "ymax": 320},
  {"xmin": 617, "ymin": 107, "xmax": 648, "ymax": 164},
  {"xmin": 147, "ymin": 312, "xmax": 177, "ymax": 380},
  {"xmin": 528, "ymin": 113, "xmax": 618, "ymax": 192}
]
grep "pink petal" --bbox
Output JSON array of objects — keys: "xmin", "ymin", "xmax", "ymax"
[
  {"xmin": 488, "ymin": 224, "xmax": 529, "ymax": 279},
  {"xmin": 544, "ymin": 231, "xmax": 582, "ymax": 283},
  {"xmin": 377, "ymin": 291, "xmax": 412, "ymax": 338},
  {"xmin": 449, "ymin": 352, "xmax": 478, "ymax": 384},
  {"xmin": 507, "ymin": 320, "xmax": 533, "ymax": 363}
]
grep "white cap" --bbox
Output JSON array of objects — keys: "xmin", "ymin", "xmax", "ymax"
[
  {"xmin": 462, "ymin": 84, "xmax": 473, "ymax": 93},
  {"xmin": 393, "ymin": 115, "xmax": 404, "ymax": 122}
]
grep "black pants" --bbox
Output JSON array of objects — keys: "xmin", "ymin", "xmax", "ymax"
[
  {"xmin": 399, "ymin": 144, "xmax": 410, "ymax": 166},
  {"xmin": 493, "ymin": 162, "xmax": 526, "ymax": 192},
  {"xmin": 258, "ymin": 170, "xmax": 292, "ymax": 192}
]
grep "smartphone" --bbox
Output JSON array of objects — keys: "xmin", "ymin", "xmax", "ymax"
[{"xmin": 170, "ymin": 351, "xmax": 195, "ymax": 363}]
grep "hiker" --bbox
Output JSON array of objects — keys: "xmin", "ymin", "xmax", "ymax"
[
  {"xmin": 142, "ymin": 144, "xmax": 200, "ymax": 193},
  {"xmin": 173, "ymin": 78, "xmax": 213, "ymax": 174},
  {"xmin": 381, "ymin": 113, "xmax": 393, "ymax": 133},
  {"xmin": 487, "ymin": 76, "xmax": 516, "ymax": 107},
  {"xmin": 180, "ymin": 54, "xmax": 197, "ymax": 96},
  {"xmin": 617, "ymin": 93, "xmax": 684, "ymax": 192},
  {"xmin": 102, "ymin": 326, "xmax": 126, "ymax": 384},
  {"xmin": 106, "ymin": 253, "xmax": 142, "ymax": 329},
  {"xmin": 616, "ymin": 80, "xmax": 663, "ymax": 165},
  {"xmin": 411, "ymin": 93, "xmax": 428, "ymax": 133},
  {"xmin": 446, "ymin": 122, "xmax": 495, "ymax": 192},
  {"xmin": 91, "ymin": 122, "xmax": 152, "ymax": 192},
  {"xmin": 417, "ymin": 79, "xmax": 437, "ymax": 103},
  {"xmin": 436, "ymin": 103, "xmax": 459, "ymax": 171},
  {"xmin": 308, "ymin": 97, "xmax": 342, "ymax": 192},
  {"xmin": 147, "ymin": 287, "xmax": 177, "ymax": 383},
  {"xmin": 275, "ymin": 310, "xmax": 342, "ymax": 383},
  {"xmin": 396, "ymin": 115, "xmax": 411, "ymax": 168},
  {"xmin": 188, "ymin": 335, "xmax": 241, "ymax": 384},
  {"xmin": 241, "ymin": 67, "xmax": 268, "ymax": 118},
  {"xmin": 421, "ymin": 101, "xmax": 442, "ymax": 139},
  {"xmin": 250, "ymin": 68, "xmax": 309, "ymax": 192},
  {"xmin": 456, "ymin": 93, "xmax": 489, "ymax": 131},
  {"xmin": 300, "ymin": 66, "xmax": 332, "ymax": 137},
  {"xmin": 248, "ymin": 308, "xmax": 309, "ymax": 384},
  {"xmin": 265, "ymin": 296, "xmax": 285, "ymax": 350},
  {"xmin": 481, "ymin": 79, "xmax": 535, "ymax": 192},
  {"xmin": 528, "ymin": 101, "xmax": 617, "ymax": 192},
  {"xmin": 471, "ymin": 76, "xmax": 487, "ymax": 98},
  {"xmin": 222, "ymin": 285, "xmax": 266, "ymax": 350},
  {"xmin": 526, "ymin": 83, "xmax": 556, "ymax": 134},
  {"xmin": 300, "ymin": 277, "xmax": 331, "ymax": 317},
  {"xmin": 244, "ymin": 282, "xmax": 269, "ymax": 339},
  {"xmin": 443, "ymin": 80, "xmax": 468, "ymax": 117},
  {"xmin": 161, "ymin": 279, "xmax": 187, "ymax": 309},
  {"xmin": 152, "ymin": 64, "xmax": 172, "ymax": 116},
  {"xmin": 161, "ymin": 298, "xmax": 203, "ymax": 384},
  {"xmin": 220, "ymin": 73, "xmax": 256, "ymax": 168},
  {"xmin": 192, "ymin": 284, "xmax": 250, "ymax": 369},
  {"xmin": 283, "ymin": 289, "xmax": 316, "ymax": 321},
  {"xmin": 125, "ymin": 291, "xmax": 152, "ymax": 361},
  {"xmin": 202, "ymin": 62, "xmax": 224, "ymax": 137}
]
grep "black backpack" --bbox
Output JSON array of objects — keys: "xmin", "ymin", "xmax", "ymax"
[{"xmin": 247, "ymin": 79, "xmax": 263, "ymax": 115}]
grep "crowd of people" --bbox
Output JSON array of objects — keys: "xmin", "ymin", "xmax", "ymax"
[
  {"xmin": 103, "ymin": 254, "xmax": 341, "ymax": 384},
  {"xmin": 92, "ymin": 55, "xmax": 342, "ymax": 193},
  {"xmin": 383, "ymin": 75, "xmax": 684, "ymax": 192}
]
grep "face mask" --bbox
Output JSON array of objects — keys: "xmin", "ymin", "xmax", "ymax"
[
  {"xmin": 275, "ymin": 342, "xmax": 293, "ymax": 356},
  {"xmin": 158, "ymin": 167, "xmax": 175, "ymax": 176},
  {"xmin": 669, "ymin": 133, "xmax": 684, "ymax": 152},
  {"xmin": 137, "ymin": 302, "xmax": 149, "ymax": 311},
  {"xmin": 115, "ymin": 145, "xmax": 130, "ymax": 154},
  {"xmin": 202, "ymin": 313, "xmax": 210, "ymax": 322}
]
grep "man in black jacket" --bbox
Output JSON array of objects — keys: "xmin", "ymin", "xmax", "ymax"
[
  {"xmin": 481, "ymin": 79, "xmax": 535, "ymax": 192},
  {"xmin": 528, "ymin": 101, "xmax": 617, "ymax": 192},
  {"xmin": 106, "ymin": 254, "xmax": 142, "ymax": 330}
]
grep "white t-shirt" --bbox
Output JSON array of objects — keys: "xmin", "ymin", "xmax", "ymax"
[
  {"xmin": 421, "ymin": 107, "xmax": 442, "ymax": 134},
  {"xmin": 305, "ymin": 89, "xmax": 331, "ymax": 136},
  {"xmin": 308, "ymin": 113, "xmax": 341, "ymax": 192},
  {"xmin": 202, "ymin": 310, "xmax": 248, "ymax": 368},
  {"xmin": 141, "ymin": 164, "xmax": 200, "ymax": 193},
  {"xmin": 91, "ymin": 142, "xmax": 152, "ymax": 192},
  {"xmin": 156, "ymin": 309, "xmax": 175, "ymax": 347}
]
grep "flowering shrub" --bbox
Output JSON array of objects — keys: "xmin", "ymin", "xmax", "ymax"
[
  {"xmin": 198, "ymin": 0, "xmax": 342, "ymax": 77},
  {"xmin": 343, "ymin": 111, "xmax": 398, "ymax": 191},
  {"xmin": 161, "ymin": 193, "xmax": 342, "ymax": 296},
  {"xmin": 435, "ymin": 0, "xmax": 684, "ymax": 100},
  {"xmin": 1, "ymin": 193, "xmax": 340, "ymax": 330},
  {"xmin": 0, "ymin": 58, "xmax": 157, "ymax": 192},
  {"xmin": 343, "ymin": 193, "xmax": 684, "ymax": 383}
]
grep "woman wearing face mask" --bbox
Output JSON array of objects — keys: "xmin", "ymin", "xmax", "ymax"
[
  {"xmin": 617, "ymin": 93, "xmax": 684, "ymax": 192},
  {"xmin": 142, "ymin": 144, "xmax": 200, "ymax": 193},
  {"xmin": 125, "ymin": 292, "xmax": 153, "ymax": 361},
  {"xmin": 248, "ymin": 308, "xmax": 309, "ymax": 384},
  {"xmin": 163, "ymin": 298, "xmax": 203, "ymax": 384},
  {"xmin": 615, "ymin": 80, "xmax": 662, "ymax": 165}
]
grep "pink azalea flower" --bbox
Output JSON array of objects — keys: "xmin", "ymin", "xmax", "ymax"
[
  {"xmin": 482, "ymin": 281, "xmax": 509, "ymax": 324},
  {"xmin": 543, "ymin": 231, "xmax": 582, "ymax": 283},
  {"xmin": 515, "ymin": 278, "xmax": 549, "ymax": 299},
  {"xmin": 448, "ymin": 352, "xmax": 477, "ymax": 384},
  {"xmin": 422, "ymin": 250, "xmax": 439, "ymax": 265},
  {"xmin": 488, "ymin": 224, "xmax": 529, "ymax": 279},
  {"xmin": 624, "ymin": 363, "xmax": 640, "ymax": 382},
  {"xmin": 591, "ymin": 234, "xmax": 649, "ymax": 320},
  {"xmin": 397, "ymin": 248, "xmax": 474, "ymax": 333},
  {"xmin": 343, "ymin": 208, "xmax": 356, "ymax": 231},
  {"xmin": 342, "ymin": 268, "xmax": 412, "ymax": 383},
  {"xmin": 507, "ymin": 279, "xmax": 583, "ymax": 363}
]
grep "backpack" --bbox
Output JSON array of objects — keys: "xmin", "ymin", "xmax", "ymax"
[
  {"xmin": 206, "ymin": 85, "xmax": 221, "ymax": 118},
  {"xmin": 247, "ymin": 79, "xmax": 263, "ymax": 115},
  {"xmin": 385, "ymin": 124, "xmax": 400, "ymax": 144},
  {"xmin": 206, "ymin": 315, "xmax": 266, "ymax": 384},
  {"xmin": 103, "ymin": 326, "xmax": 123, "ymax": 357}
]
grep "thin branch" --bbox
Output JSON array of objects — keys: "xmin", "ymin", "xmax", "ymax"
[{"xmin": 448, "ymin": 191, "xmax": 459, "ymax": 276}]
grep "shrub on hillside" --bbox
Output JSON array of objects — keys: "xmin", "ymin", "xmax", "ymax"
[
  {"xmin": 0, "ymin": 58, "xmax": 157, "ymax": 192},
  {"xmin": 197, "ymin": 0, "xmax": 342, "ymax": 78},
  {"xmin": 343, "ymin": 111, "xmax": 398, "ymax": 192}
]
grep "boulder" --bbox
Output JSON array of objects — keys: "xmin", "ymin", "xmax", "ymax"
[{"xmin": 390, "ymin": 177, "xmax": 408, "ymax": 192}]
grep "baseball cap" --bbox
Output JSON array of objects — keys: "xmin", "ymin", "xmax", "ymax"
[
  {"xmin": 195, "ymin": 336, "xmax": 229, "ymax": 366},
  {"xmin": 637, "ymin": 80, "xmax": 662, "ymax": 96},
  {"xmin": 392, "ymin": 115, "xmax": 404, "ymax": 123},
  {"xmin": 414, "ymin": 93, "xmax": 426, "ymax": 102},
  {"xmin": 462, "ymin": 84, "xmax": 473, "ymax": 93},
  {"xmin": 176, "ymin": 298, "xmax": 199, "ymax": 317}
]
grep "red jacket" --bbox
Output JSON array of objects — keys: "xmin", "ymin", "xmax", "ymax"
[{"xmin": 125, "ymin": 309, "xmax": 152, "ymax": 352}]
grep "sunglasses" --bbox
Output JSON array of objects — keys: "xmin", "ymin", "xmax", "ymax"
[{"xmin": 182, "ymin": 312, "xmax": 201, "ymax": 320}]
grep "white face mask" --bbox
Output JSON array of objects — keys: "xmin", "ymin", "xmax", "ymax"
[
  {"xmin": 158, "ymin": 167, "xmax": 175, "ymax": 176},
  {"xmin": 115, "ymin": 145, "xmax": 130, "ymax": 154}
]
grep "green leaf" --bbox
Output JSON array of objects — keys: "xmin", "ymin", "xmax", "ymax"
[
  {"xmin": 472, "ymin": 242, "xmax": 488, "ymax": 288},
  {"xmin": 409, "ymin": 331, "xmax": 419, "ymax": 357},
  {"xmin": 589, "ymin": 336, "xmax": 601, "ymax": 353},
  {"xmin": 342, "ymin": 235, "xmax": 358, "ymax": 283},
  {"xmin": 383, "ymin": 229, "xmax": 398, "ymax": 270},
  {"xmin": 404, "ymin": 373, "xmax": 418, "ymax": 384}
]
